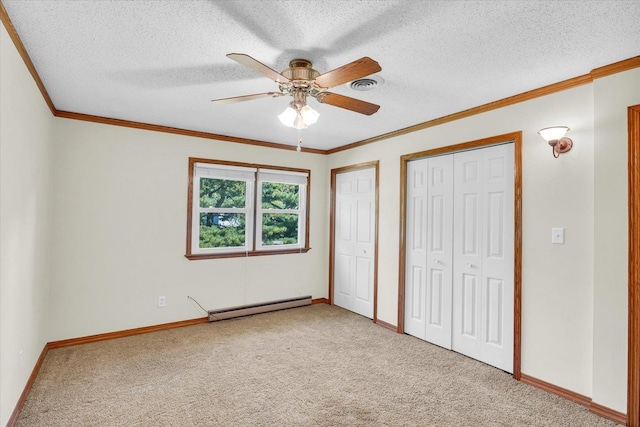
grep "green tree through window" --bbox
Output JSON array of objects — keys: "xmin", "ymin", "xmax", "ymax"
[
  {"xmin": 199, "ymin": 178, "xmax": 247, "ymax": 248},
  {"xmin": 261, "ymin": 182, "xmax": 299, "ymax": 245}
]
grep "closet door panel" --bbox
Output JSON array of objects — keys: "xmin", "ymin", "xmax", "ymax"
[
  {"xmin": 424, "ymin": 155, "xmax": 454, "ymax": 348},
  {"xmin": 452, "ymin": 150, "xmax": 484, "ymax": 357},
  {"xmin": 428, "ymin": 269, "xmax": 444, "ymax": 326},
  {"xmin": 485, "ymin": 277, "xmax": 504, "ymax": 346},
  {"xmin": 452, "ymin": 144, "xmax": 514, "ymax": 373},
  {"xmin": 479, "ymin": 144, "xmax": 514, "ymax": 372},
  {"xmin": 461, "ymin": 273, "xmax": 478, "ymax": 337},
  {"xmin": 334, "ymin": 197, "xmax": 355, "ymax": 306},
  {"xmin": 404, "ymin": 160, "xmax": 429, "ymax": 338}
]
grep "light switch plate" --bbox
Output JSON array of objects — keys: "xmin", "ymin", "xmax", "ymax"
[{"xmin": 552, "ymin": 228, "xmax": 564, "ymax": 244}]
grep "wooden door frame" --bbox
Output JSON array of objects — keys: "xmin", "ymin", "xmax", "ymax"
[
  {"xmin": 397, "ymin": 132, "xmax": 523, "ymax": 379},
  {"xmin": 329, "ymin": 161, "xmax": 380, "ymax": 322},
  {"xmin": 628, "ymin": 105, "xmax": 640, "ymax": 427}
]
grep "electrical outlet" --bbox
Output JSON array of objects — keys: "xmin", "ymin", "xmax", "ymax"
[
  {"xmin": 158, "ymin": 296, "xmax": 166, "ymax": 308},
  {"xmin": 551, "ymin": 227, "xmax": 565, "ymax": 244}
]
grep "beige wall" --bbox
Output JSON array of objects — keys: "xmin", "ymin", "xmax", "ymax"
[
  {"xmin": 49, "ymin": 119, "xmax": 329, "ymax": 340},
  {"xmin": 593, "ymin": 68, "xmax": 640, "ymax": 412},
  {"xmin": 0, "ymin": 25, "xmax": 55, "ymax": 425}
]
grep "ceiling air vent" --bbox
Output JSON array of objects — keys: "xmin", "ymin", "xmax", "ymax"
[{"xmin": 350, "ymin": 76, "xmax": 383, "ymax": 91}]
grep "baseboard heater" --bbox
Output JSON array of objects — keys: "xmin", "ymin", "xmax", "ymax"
[{"xmin": 208, "ymin": 295, "xmax": 312, "ymax": 322}]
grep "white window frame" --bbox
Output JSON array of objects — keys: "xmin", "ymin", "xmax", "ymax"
[
  {"xmin": 256, "ymin": 169, "xmax": 308, "ymax": 251},
  {"xmin": 192, "ymin": 163, "xmax": 256, "ymax": 255},
  {"xmin": 186, "ymin": 159, "xmax": 310, "ymax": 259}
]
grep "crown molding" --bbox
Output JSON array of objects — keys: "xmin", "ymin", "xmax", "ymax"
[{"xmin": 54, "ymin": 110, "xmax": 326, "ymax": 154}]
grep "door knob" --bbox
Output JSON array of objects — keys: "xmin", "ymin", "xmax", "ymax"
[
  {"xmin": 466, "ymin": 263, "xmax": 473, "ymax": 268},
  {"xmin": 434, "ymin": 259, "xmax": 441, "ymax": 264}
]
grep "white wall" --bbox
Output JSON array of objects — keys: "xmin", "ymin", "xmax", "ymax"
[
  {"xmin": 48, "ymin": 119, "xmax": 329, "ymax": 341},
  {"xmin": 328, "ymin": 84, "xmax": 598, "ymax": 399},
  {"xmin": 0, "ymin": 24, "xmax": 54, "ymax": 426},
  {"xmin": 593, "ymin": 68, "xmax": 640, "ymax": 412}
]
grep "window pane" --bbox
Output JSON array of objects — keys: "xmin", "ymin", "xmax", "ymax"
[
  {"xmin": 199, "ymin": 213, "xmax": 246, "ymax": 248},
  {"xmin": 261, "ymin": 182, "xmax": 299, "ymax": 209},
  {"xmin": 262, "ymin": 213, "xmax": 299, "ymax": 245},
  {"xmin": 200, "ymin": 178, "xmax": 246, "ymax": 209}
]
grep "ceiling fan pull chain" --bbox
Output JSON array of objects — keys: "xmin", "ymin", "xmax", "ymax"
[{"xmin": 297, "ymin": 128, "xmax": 302, "ymax": 152}]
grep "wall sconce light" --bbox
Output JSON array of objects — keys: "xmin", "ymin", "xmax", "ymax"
[{"xmin": 538, "ymin": 126, "xmax": 573, "ymax": 158}]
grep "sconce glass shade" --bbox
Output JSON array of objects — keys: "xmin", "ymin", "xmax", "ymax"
[{"xmin": 538, "ymin": 126, "xmax": 569, "ymax": 142}]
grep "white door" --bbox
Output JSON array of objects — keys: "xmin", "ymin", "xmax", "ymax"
[
  {"xmin": 404, "ymin": 143, "xmax": 514, "ymax": 373},
  {"xmin": 405, "ymin": 155, "xmax": 454, "ymax": 348},
  {"xmin": 452, "ymin": 144, "xmax": 514, "ymax": 372},
  {"xmin": 333, "ymin": 167, "xmax": 375, "ymax": 318}
]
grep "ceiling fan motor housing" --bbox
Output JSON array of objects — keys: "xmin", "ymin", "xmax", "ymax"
[{"xmin": 281, "ymin": 59, "xmax": 320, "ymax": 89}]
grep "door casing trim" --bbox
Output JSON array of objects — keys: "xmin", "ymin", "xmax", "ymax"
[{"xmin": 627, "ymin": 104, "xmax": 640, "ymax": 426}]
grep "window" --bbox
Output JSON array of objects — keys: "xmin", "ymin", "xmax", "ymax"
[{"xmin": 186, "ymin": 158, "xmax": 310, "ymax": 259}]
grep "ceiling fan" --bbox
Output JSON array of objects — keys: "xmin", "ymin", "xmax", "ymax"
[{"xmin": 212, "ymin": 53, "xmax": 382, "ymax": 129}]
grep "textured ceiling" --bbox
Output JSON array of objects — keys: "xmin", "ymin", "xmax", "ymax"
[{"xmin": 3, "ymin": 1, "xmax": 640, "ymax": 151}]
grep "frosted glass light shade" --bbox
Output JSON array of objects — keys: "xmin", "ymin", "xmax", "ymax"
[
  {"xmin": 278, "ymin": 107, "xmax": 297, "ymax": 127},
  {"xmin": 300, "ymin": 105, "xmax": 319, "ymax": 125},
  {"xmin": 538, "ymin": 126, "xmax": 569, "ymax": 142}
]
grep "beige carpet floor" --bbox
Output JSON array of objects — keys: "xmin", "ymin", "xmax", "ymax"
[{"xmin": 17, "ymin": 304, "xmax": 617, "ymax": 426}]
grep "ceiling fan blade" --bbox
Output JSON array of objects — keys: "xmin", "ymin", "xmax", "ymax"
[
  {"xmin": 211, "ymin": 92, "xmax": 282, "ymax": 104},
  {"xmin": 314, "ymin": 57, "xmax": 381, "ymax": 89},
  {"xmin": 316, "ymin": 92, "xmax": 380, "ymax": 115},
  {"xmin": 226, "ymin": 53, "xmax": 290, "ymax": 84}
]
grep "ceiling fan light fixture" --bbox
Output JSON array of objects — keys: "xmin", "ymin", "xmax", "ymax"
[{"xmin": 278, "ymin": 103, "xmax": 318, "ymax": 129}]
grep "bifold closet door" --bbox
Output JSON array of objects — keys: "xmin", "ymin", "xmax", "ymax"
[
  {"xmin": 333, "ymin": 167, "xmax": 375, "ymax": 319},
  {"xmin": 452, "ymin": 144, "xmax": 514, "ymax": 373},
  {"xmin": 405, "ymin": 155, "xmax": 454, "ymax": 348},
  {"xmin": 404, "ymin": 143, "xmax": 514, "ymax": 373}
]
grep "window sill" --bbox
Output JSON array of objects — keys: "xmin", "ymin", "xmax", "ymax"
[{"xmin": 185, "ymin": 247, "xmax": 311, "ymax": 260}]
